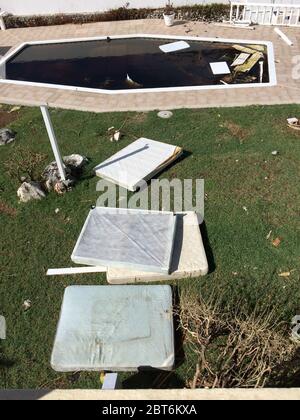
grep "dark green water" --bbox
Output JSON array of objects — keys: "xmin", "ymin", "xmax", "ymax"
[{"xmin": 5, "ymin": 37, "xmax": 270, "ymax": 90}]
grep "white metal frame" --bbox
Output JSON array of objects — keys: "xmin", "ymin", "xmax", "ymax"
[
  {"xmin": 230, "ymin": 2, "xmax": 300, "ymax": 27},
  {"xmin": 0, "ymin": 34, "xmax": 277, "ymax": 94},
  {"xmin": 0, "ymin": 11, "xmax": 7, "ymax": 31},
  {"xmin": 40, "ymin": 105, "xmax": 66, "ymax": 181}
]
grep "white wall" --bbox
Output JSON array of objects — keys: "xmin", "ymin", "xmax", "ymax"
[
  {"xmin": 0, "ymin": 0, "xmax": 299, "ymax": 16},
  {"xmin": 0, "ymin": 1, "xmax": 227, "ymax": 16}
]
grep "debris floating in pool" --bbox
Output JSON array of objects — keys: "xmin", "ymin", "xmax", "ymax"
[
  {"xmin": 159, "ymin": 40, "xmax": 190, "ymax": 53},
  {"xmin": 210, "ymin": 62, "xmax": 231, "ymax": 75},
  {"xmin": 1, "ymin": 36, "xmax": 273, "ymax": 93}
]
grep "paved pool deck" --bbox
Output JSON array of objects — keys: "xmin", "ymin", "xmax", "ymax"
[{"xmin": 0, "ymin": 19, "xmax": 299, "ymax": 113}]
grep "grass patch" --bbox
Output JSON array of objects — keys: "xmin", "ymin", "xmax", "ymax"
[{"xmin": 0, "ymin": 104, "xmax": 300, "ymax": 389}]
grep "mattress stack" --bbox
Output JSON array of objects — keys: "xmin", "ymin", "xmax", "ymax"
[{"xmin": 51, "ymin": 138, "xmax": 209, "ymax": 375}]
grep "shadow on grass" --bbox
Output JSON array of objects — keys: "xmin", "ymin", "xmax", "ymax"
[
  {"xmin": 270, "ymin": 347, "xmax": 300, "ymax": 388},
  {"xmin": 200, "ymin": 221, "xmax": 216, "ymax": 274}
]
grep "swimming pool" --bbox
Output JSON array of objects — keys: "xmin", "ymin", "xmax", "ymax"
[{"xmin": 0, "ymin": 34, "xmax": 277, "ymax": 95}]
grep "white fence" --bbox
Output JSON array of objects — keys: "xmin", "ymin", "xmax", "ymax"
[{"xmin": 230, "ymin": 2, "xmax": 300, "ymax": 26}]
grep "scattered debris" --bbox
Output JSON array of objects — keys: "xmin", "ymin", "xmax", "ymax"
[
  {"xmin": 259, "ymin": 61, "xmax": 264, "ymax": 83},
  {"xmin": 8, "ymin": 106, "xmax": 21, "ymax": 113},
  {"xmin": 210, "ymin": 62, "xmax": 231, "ymax": 75},
  {"xmin": 272, "ymin": 237, "xmax": 282, "ymax": 248},
  {"xmin": 159, "ymin": 41, "xmax": 190, "ymax": 53},
  {"xmin": 108, "ymin": 127, "xmax": 122, "ymax": 142},
  {"xmin": 42, "ymin": 161, "xmax": 71, "ymax": 192},
  {"xmin": 125, "ymin": 73, "xmax": 143, "ymax": 89},
  {"xmin": 95, "ymin": 138, "xmax": 183, "ymax": 191},
  {"xmin": 22, "ymin": 300, "xmax": 32, "ymax": 311},
  {"xmin": 0, "ymin": 128, "xmax": 16, "ymax": 146},
  {"xmin": 215, "ymin": 22, "xmax": 255, "ymax": 30},
  {"xmin": 17, "ymin": 181, "xmax": 46, "ymax": 203},
  {"xmin": 274, "ymin": 27, "xmax": 293, "ymax": 46},
  {"xmin": 287, "ymin": 117, "xmax": 300, "ymax": 131},
  {"xmin": 231, "ymin": 53, "xmax": 250, "ymax": 67},
  {"xmin": 42, "ymin": 154, "xmax": 88, "ymax": 194},
  {"xmin": 234, "ymin": 51, "xmax": 263, "ymax": 74},
  {"xmin": 278, "ymin": 271, "xmax": 294, "ymax": 278},
  {"xmin": 157, "ymin": 110, "xmax": 173, "ymax": 119},
  {"xmin": 51, "ymin": 285, "xmax": 174, "ymax": 372}
]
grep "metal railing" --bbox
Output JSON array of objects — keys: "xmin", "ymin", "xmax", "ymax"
[{"xmin": 230, "ymin": 2, "xmax": 300, "ymax": 26}]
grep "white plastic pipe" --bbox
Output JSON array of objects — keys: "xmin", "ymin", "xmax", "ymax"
[
  {"xmin": 40, "ymin": 105, "xmax": 66, "ymax": 181},
  {"xmin": 274, "ymin": 27, "xmax": 293, "ymax": 46},
  {"xmin": 259, "ymin": 61, "xmax": 264, "ymax": 83},
  {"xmin": 47, "ymin": 267, "xmax": 107, "ymax": 276},
  {"xmin": 0, "ymin": 13, "xmax": 6, "ymax": 31}
]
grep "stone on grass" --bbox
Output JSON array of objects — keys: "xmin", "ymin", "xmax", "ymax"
[
  {"xmin": 0, "ymin": 128, "xmax": 16, "ymax": 146},
  {"xmin": 42, "ymin": 154, "xmax": 88, "ymax": 193},
  {"xmin": 17, "ymin": 181, "xmax": 46, "ymax": 203},
  {"xmin": 42, "ymin": 161, "xmax": 71, "ymax": 192},
  {"xmin": 63, "ymin": 154, "xmax": 88, "ymax": 170}
]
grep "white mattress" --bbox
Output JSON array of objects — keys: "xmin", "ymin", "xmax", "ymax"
[
  {"xmin": 107, "ymin": 211, "xmax": 208, "ymax": 283},
  {"xmin": 51, "ymin": 285, "xmax": 174, "ymax": 372},
  {"xmin": 71, "ymin": 207, "xmax": 177, "ymax": 274},
  {"xmin": 94, "ymin": 137, "xmax": 182, "ymax": 191}
]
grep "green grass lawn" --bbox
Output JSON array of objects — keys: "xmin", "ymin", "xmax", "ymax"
[{"xmin": 0, "ymin": 104, "xmax": 299, "ymax": 389}]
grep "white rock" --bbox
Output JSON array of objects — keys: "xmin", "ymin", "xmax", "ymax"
[
  {"xmin": 17, "ymin": 182, "xmax": 46, "ymax": 203},
  {"xmin": 0, "ymin": 128, "xmax": 16, "ymax": 146},
  {"xmin": 63, "ymin": 154, "xmax": 88, "ymax": 170},
  {"xmin": 22, "ymin": 300, "xmax": 32, "ymax": 311}
]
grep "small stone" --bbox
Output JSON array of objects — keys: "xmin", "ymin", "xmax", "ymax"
[
  {"xmin": 63, "ymin": 154, "xmax": 88, "ymax": 170},
  {"xmin": 0, "ymin": 128, "xmax": 16, "ymax": 146},
  {"xmin": 17, "ymin": 182, "xmax": 46, "ymax": 203},
  {"xmin": 54, "ymin": 179, "xmax": 74, "ymax": 195},
  {"xmin": 272, "ymin": 150, "xmax": 279, "ymax": 156},
  {"xmin": 22, "ymin": 300, "xmax": 32, "ymax": 311},
  {"xmin": 55, "ymin": 208, "xmax": 60, "ymax": 214},
  {"xmin": 272, "ymin": 237, "xmax": 282, "ymax": 248}
]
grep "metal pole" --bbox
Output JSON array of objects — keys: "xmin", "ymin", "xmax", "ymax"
[
  {"xmin": 40, "ymin": 105, "xmax": 66, "ymax": 181},
  {"xmin": 0, "ymin": 11, "xmax": 6, "ymax": 31}
]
